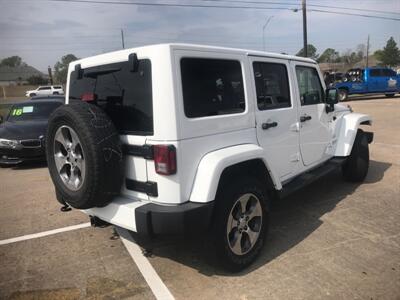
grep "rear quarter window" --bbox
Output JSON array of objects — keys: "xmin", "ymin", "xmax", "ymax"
[{"xmin": 180, "ymin": 58, "xmax": 245, "ymax": 118}]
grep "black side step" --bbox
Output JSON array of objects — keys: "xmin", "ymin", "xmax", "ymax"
[{"xmin": 278, "ymin": 157, "xmax": 346, "ymax": 199}]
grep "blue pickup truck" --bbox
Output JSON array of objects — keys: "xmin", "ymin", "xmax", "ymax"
[{"xmin": 334, "ymin": 67, "xmax": 399, "ymax": 101}]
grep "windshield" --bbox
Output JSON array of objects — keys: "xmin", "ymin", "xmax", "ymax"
[
  {"xmin": 69, "ymin": 59, "xmax": 153, "ymax": 135},
  {"xmin": 7, "ymin": 102, "xmax": 61, "ymax": 122}
]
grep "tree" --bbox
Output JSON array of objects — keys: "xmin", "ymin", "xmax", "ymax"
[
  {"xmin": 54, "ymin": 54, "xmax": 79, "ymax": 84},
  {"xmin": 374, "ymin": 37, "xmax": 400, "ymax": 67},
  {"xmin": 296, "ymin": 44, "xmax": 318, "ymax": 60},
  {"xmin": 27, "ymin": 75, "xmax": 48, "ymax": 85},
  {"xmin": 317, "ymin": 48, "xmax": 339, "ymax": 63},
  {"xmin": 356, "ymin": 44, "xmax": 367, "ymax": 61},
  {"xmin": 0, "ymin": 56, "xmax": 23, "ymax": 67},
  {"xmin": 339, "ymin": 49, "xmax": 360, "ymax": 66}
]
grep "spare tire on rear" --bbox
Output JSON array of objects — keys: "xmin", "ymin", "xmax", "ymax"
[{"xmin": 46, "ymin": 101, "xmax": 123, "ymax": 209}]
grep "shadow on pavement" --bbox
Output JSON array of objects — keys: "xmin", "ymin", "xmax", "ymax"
[{"xmin": 135, "ymin": 159, "xmax": 391, "ymax": 276}]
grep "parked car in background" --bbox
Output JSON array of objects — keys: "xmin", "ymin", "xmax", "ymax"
[
  {"xmin": 25, "ymin": 85, "xmax": 64, "ymax": 97},
  {"xmin": 0, "ymin": 99, "xmax": 63, "ymax": 166},
  {"xmin": 334, "ymin": 67, "xmax": 400, "ymax": 101}
]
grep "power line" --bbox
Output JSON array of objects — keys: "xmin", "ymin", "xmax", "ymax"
[
  {"xmin": 39, "ymin": 0, "xmax": 400, "ymax": 21},
  {"xmin": 309, "ymin": 8, "xmax": 400, "ymax": 21},
  {"xmin": 196, "ymin": 0, "xmax": 400, "ymax": 16},
  {"xmin": 46, "ymin": 0, "xmax": 295, "ymax": 11}
]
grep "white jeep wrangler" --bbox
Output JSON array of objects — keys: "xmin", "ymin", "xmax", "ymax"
[{"xmin": 46, "ymin": 44, "xmax": 373, "ymax": 271}]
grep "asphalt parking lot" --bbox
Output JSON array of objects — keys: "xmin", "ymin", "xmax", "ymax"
[{"xmin": 1, "ymin": 95, "xmax": 399, "ymax": 300}]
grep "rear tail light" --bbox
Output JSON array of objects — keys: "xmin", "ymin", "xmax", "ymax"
[
  {"xmin": 153, "ymin": 145, "xmax": 177, "ymax": 175},
  {"xmin": 81, "ymin": 92, "xmax": 97, "ymax": 102}
]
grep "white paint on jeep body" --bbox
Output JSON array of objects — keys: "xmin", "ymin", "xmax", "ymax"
[
  {"xmin": 334, "ymin": 113, "xmax": 372, "ymax": 156},
  {"xmin": 65, "ymin": 43, "xmax": 372, "ymax": 232},
  {"xmin": 190, "ymin": 144, "xmax": 281, "ymax": 203}
]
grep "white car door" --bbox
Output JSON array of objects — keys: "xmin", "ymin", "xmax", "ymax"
[
  {"xmin": 292, "ymin": 62, "xmax": 333, "ymax": 166},
  {"xmin": 250, "ymin": 56, "xmax": 301, "ymax": 180}
]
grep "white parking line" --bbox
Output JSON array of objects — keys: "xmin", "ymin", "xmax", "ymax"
[
  {"xmin": 116, "ymin": 227, "xmax": 175, "ymax": 300},
  {"xmin": 0, "ymin": 222, "xmax": 91, "ymax": 246}
]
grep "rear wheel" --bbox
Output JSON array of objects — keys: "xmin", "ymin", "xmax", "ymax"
[
  {"xmin": 342, "ymin": 129, "xmax": 369, "ymax": 182},
  {"xmin": 213, "ymin": 177, "xmax": 269, "ymax": 272},
  {"xmin": 385, "ymin": 93, "xmax": 395, "ymax": 98},
  {"xmin": 338, "ymin": 89, "xmax": 348, "ymax": 101},
  {"xmin": 53, "ymin": 92, "xmax": 59, "ymax": 95}
]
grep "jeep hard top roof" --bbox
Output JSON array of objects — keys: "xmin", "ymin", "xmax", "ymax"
[{"xmin": 69, "ymin": 43, "xmax": 316, "ymax": 68}]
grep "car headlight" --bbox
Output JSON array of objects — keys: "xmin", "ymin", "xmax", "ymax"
[{"xmin": 0, "ymin": 138, "xmax": 20, "ymax": 149}]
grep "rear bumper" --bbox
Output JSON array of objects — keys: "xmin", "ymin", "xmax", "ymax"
[
  {"xmin": 81, "ymin": 196, "xmax": 214, "ymax": 237},
  {"xmin": 135, "ymin": 201, "xmax": 214, "ymax": 236}
]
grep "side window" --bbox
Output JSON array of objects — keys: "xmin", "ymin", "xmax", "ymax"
[
  {"xmin": 370, "ymin": 69, "xmax": 381, "ymax": 77},
  {"xmin": 382, "ymin": 69, "xmax": 396, "ymax": 77},
  {"xmin": 295, "ymin": 66, "xmax": 324, "ymax": 106},
  {"xmin": 253, "ymin": 62, "xmax": 291, "ymax": 110},
  {"xmin": 39, "ymin": 86, "xmax": 51, "ymax": 90},
  {"xmin": 181, "ymin": 58, "xmax": 245, "ymax": 118}
]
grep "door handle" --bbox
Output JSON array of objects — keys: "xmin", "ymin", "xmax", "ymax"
[
  {"xmin": 262, "ymin": 121, "xmax": 278, "ymax": 130},
  {"xmin": 300, "ymin": 115, "xmax": 312, "ymax": 122}
]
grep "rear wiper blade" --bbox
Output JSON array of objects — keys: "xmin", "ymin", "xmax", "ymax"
[{"xmin": 84, "ymin": 68, "xmax": 121, "ymax": 78}]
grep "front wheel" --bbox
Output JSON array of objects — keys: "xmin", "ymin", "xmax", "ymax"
[
  {"xmin": 213, "ymin": 177, "xmax": 269, "ymax": 272},
  {"xmin": 29, "ymin": 93, "xmax": 36, "ymax": 97},
  {"xmin": 338, "ymin": 89, "xmax": 348, "ymax": 101},
  {"xmin": 342, "ymin": 129, "xmax": 369, "ymax": 182},
  {"xmin": 385, "ymin": 93, "xmax": 395, "ymax": 98}
]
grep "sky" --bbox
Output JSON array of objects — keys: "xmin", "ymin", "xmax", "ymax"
[{"xmin": 0, "ymin": 0, "xmax": 399, "ymax": 72}]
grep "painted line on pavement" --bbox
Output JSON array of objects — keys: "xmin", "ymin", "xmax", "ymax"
[
  {"xmin": 116, "ymin": 227, "xmax": 175, "ymax": 300},
  {"xmin": 0, "ymin": 222, "xmax": 91, "ymax": 246}
]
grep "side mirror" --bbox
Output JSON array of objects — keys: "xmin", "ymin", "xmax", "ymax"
[{"xmin": 325, "ymin": 88, "xmax": 338, "ymax": 113}]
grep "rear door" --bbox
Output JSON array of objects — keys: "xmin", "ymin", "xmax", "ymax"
[
  {"xmin": 292, "ymin": 62, "xmax": 333, "ymax": 166},
  {"xmin": 250, "ymin": 56, "xmax": 301, "ymax": 180},
  {"xmin": 68, "ymin": 58, "xmax": 153, "ymax": 201}
]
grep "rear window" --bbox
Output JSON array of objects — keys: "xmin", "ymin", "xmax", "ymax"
[
  {"xmin": 180, "ymin": 58, "xmax": 245, "ymax": 118},
  {"xmin": 69, "ymin": 59, "xmax": 153, "ymax": 135},
  {"xmin": 8, "ymin": 102, "xmax": 62, "ymax": 122},
  {"xmin": 53, "ymin": 86, "xmax": 63, "ymax": 89}
]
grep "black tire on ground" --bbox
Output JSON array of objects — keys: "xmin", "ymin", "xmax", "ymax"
[
  {"xmin": 385, "ymin": 93, "xmax": 395, "ymax": 98},
  {"xmin": 29, "ymin": 93, "xmax": 36, "ymax": 97},
  {"xmin": 342, "ymin": 129, "xmax": 369, "ymax": 182},
  {"xmin": 338, "ymin": 89, "xmax": 348, "ymax": 102},
  {"xmin": 53, "ymin": 92, "xmax": 59, "ymax": 95},
  {"xmin": 212, "ymin": 176, "xmax": 270, "ymax": 272},
  {"xmin": 46, "ymin": 101, "xmax": 123, "ymax": 209}
]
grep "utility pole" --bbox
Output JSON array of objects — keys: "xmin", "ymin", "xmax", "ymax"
[
  {"xmin": 48, "ymin": 66, "xmax": 53, "ymax": 85},
  {"xmin": 366, "ymin": 35, "xmax": 370, "ymax": 68},
  {"xmin": 302, "ymin": 0, "xmax": 308, "ymax": 57},
  {"xmin": 121, "ymin": 29, "xmax": 125, "ymax": 49}
]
